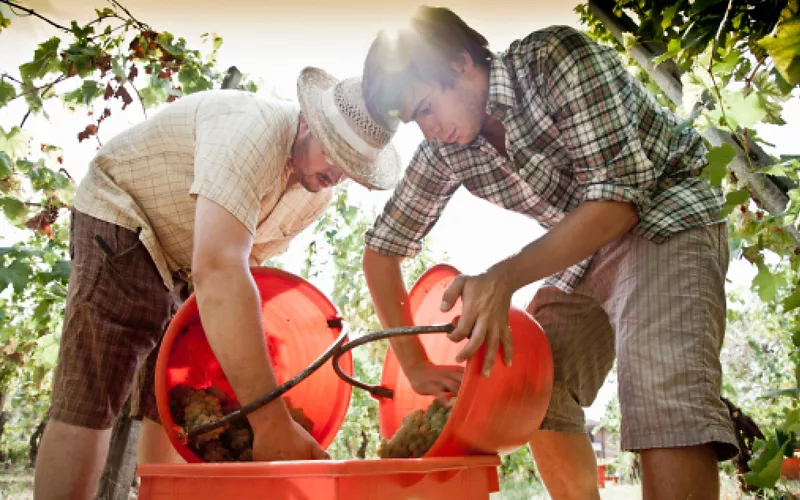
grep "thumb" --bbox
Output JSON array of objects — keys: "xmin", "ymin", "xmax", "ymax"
[
  {"xmin": 313, "ymin": 444, "xmax": 331, "ymax": 460},
  {"xmin": 441, "ymin": 275, "xmax": 466, "ymax": 312}
]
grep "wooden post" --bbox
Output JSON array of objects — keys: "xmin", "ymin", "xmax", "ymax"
[{"xmin": 95, "ymin": 399, "xmax": 140, "ymax": 500}]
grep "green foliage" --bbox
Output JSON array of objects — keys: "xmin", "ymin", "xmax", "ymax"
[{"xmin": 0, "ymin": 0, "xmax": 261, "ymax": 463}]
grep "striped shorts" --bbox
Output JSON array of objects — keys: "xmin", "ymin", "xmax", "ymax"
[{"xmin": 528, "ymin": 222, "xmax": 739, "ymax": 461}]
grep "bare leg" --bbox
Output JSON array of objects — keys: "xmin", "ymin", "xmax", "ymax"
[
  {"xmin": 136, "ymin": 417, "xmax": 186, "ymax": 464},
  {"xmin": 528, "ymin": 430, "xmax": 600, "ymax": 500},
  {"xmin": 641, "ymin": 444, "xmax": 719, "ymax": 500},
  {"xmin": 34, "ymin": 420, "xmax": 112, "ymax": 500}
]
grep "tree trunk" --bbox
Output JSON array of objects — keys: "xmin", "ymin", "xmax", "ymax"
[
  {"xmin": 0, "ymin": 389, "xmax": 8, "ymax": 463},
  {"xmin": 587, "ymin": 0, "xmax": 800, "ymax": 249},
  {"xmin": 95, "ymin": 398, "xmax": 140, "ymax": 500},
  {"xmin": 28, "ymin": 418, "xmax": 47, "ymax": 468}
]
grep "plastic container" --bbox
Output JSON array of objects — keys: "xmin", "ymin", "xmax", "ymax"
[
  {"xmin": 137, "ymin": 455, "xmax": 501, "ymax": 500},
  {"xmin": 379, "ymin": 264, "xmax": 554, "ymax": 457},
  {"xmin": 154, "ymin": 267, "xmax": 353, "ymax": 463}
]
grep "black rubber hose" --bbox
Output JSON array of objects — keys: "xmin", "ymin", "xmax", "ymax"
[{"xmin": 184, "ymin": 323, "xmax": 455, "ymax": 441}]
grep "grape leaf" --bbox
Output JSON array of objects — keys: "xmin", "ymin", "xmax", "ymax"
[
  {"xmin": 0, "ymin": 126, "xmax": 29, "ymax": 157},
  {"xmin": 722, "ymin": 91, "xmax": 768, "ymax": 129},
  {"xmin": 63, "ymin": 80, "xmax": 104, "ymax": 106},
  {"xmin": 753, "ymin": 262, "xmax": 782, "ymax": 303},
  {"xmin": 702, "ymin": 144, "xmax": 736, "ymax": 186},
  {"xmin": 19, "ymin": 37, "xmax": 61, "ymax": 81},
  {"xmin": 139, "ymin": 84, "xmax": 169, "ymax": 108},
  {"xmin": 0, "ymin": 151, "xmax": 12, "ymax": 178},
  {"xmin": 720, "ymin": 188, "xmax": 750, "ymax": 217},
  {"xmin": 0, "ymin": 78, "xmax": 16, "ymax": 107},
  {"xmin": 758, "ymin": 16, "xmax": 800, "ymax": 87},
  {"xmin": 0, "ymin": 196, "xmax": 25, "ymax": 219},
  {"xmin": 783, "ymin": 285, "xmax": 800, "ymax": 312},
  {"xmin": 0, "ymin": 260, "xmax": 33, "ymax": 294},
  {"xmin": 746, "ymin": 437, "xmax": 790, "ymax": 488}
]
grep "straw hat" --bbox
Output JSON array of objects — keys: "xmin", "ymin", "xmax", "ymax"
[{"xmin": 297, "ymin": 67, "xmax": 401, "ymax": 190}]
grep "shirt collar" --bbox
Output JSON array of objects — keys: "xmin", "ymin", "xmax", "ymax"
[{"xmin": 485, "ymin": 53, "xmax": 516, "ymax": 121}]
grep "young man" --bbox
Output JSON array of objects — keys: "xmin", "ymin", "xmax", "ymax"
[
  {"xmin": 34, "ymin": 67, "xmax": 400, "ymax": 500},
  {"xmin": 360, "ymin": 6, "xmax": 737, "ymax": 499}
]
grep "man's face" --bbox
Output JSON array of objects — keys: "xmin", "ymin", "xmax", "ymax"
[
  {"xmin": 398, "ymin": 54, "xmax": 488, "ymax": 147},
  {"xmin": 292, "ymin": 120, "xmax": 345, "ymax": 192}
]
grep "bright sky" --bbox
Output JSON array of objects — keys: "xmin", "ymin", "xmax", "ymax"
[{"xmin": 2, "ymin": 0, "xmax": 798, "ymax": 422}]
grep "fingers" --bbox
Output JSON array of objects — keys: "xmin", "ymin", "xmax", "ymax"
[
  {"xmin": 312, "ymin": 444, "xmax": 331, "ymax": 460},
  {"xmin": 456, "ymin": 317, "xmax": 487, "ymax": 363},
  {"xmin": 481, "ymin": 328, "xmax": 500, "ymax": 378},
  {"xmin": 448, "ymin": 312, "xmax": 475, "ymax": 343},
  {"xmin": 500, "ymin": 325, "xmax": 514, "ymax": 367},
  {"xmin": 440, "ymin": 275, "xmax": 465, "ymax": 312},
  {"xmin": 436, "ymin": 393, "xmax": 456, "ymax": 408},
  {"xmin": 438, "ymin": 374, "xmax": 461, "ymax": 395}
]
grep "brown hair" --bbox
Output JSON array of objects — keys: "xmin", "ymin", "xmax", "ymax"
[{"xmin": 362, "ymin": 6, "xmax": 491, "ymax": 128}]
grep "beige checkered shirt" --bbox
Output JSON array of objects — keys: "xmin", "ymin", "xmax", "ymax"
[{"xmin": 73, "ymin": 89, "xmax": 332, "ymax": 291}]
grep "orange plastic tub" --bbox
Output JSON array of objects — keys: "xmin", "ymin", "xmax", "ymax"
[
  {"xmin": 379, "ymin": 264, "xmax": 554, "ymax": 457},
  {"xmin": 137, "ymin": 456, "xmax": 501, "ymax": 500},
  {"xmin": 154, "ymin": 267, "xmax": 353, "ymax": 463}
]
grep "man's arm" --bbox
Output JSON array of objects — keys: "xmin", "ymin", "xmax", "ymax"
[
  {"xmin": 363, "ymin": 247, "xmax": 463, "ymax": 399},
  {"xmin": 443, "ymin": 200, "xmax": 638, "ymax": 375},
  {"xmin": 192, "ymin": 196, "xmax": 327, "ymax": 460},
  {"xmin": 362, "ymin": 143, "xmax": 463, "ymax": 399}
]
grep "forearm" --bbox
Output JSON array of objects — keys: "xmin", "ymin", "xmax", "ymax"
[
  {"xmin": 362, "ymin": 247, "xmax": 429, "ymax": 371},
  {"xmin": 493, "ymin": 200, "xmax": 639, "ymax": 292},
  {"xmin": 194, "ymin": 262, "xmax": 291, "ymax": 431}
]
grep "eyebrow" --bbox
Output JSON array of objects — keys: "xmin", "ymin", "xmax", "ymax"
[{"xmin": 409, "ymin": 97, "xmax": 427, "ymax": 122}]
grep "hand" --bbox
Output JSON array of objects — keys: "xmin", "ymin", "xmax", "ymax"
[
  {"xmin": 441, "ymin": 269, "xmax": 514, "ymax": 377},
  {"xmin": 252, "ymin": 418, "xmax": 330, "ymax": 462},
  {"xmin": 406, "ymin": 360, "xmax": 464, "ymax": 406}
]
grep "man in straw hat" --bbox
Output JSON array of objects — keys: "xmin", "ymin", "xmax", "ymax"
[
  {"xmin": 360, "ymin": 6, "xmax": 737, "ymax": 499},
  {"xmin": 34, "ymin": 67, "xmax": 400, "ymax": 499}
]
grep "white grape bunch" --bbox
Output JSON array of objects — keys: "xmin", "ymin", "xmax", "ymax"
[{"xmin": 378, "ymin": 398, "xmax": 454, "ymax": 459}]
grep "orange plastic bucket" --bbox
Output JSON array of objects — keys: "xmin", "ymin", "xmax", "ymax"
[
  {"xmin": 137, "ymin": 455, "xmax": 501, "ymax": 500},
  {"xmin": 154, "ymin": 267, "xmax": 353, "ymax": 463},
  {"xmin": 379, "ymin": 264, "xmax": 554, "ymax": 457}
]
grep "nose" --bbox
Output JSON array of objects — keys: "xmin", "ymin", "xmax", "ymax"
[
  {"xmin": 419, "ymin": 117, "xmax": 443, "ymax": 142},
  {"xmin": 329, "ymin": 168, "xmax": 344, "ymax": 185}
]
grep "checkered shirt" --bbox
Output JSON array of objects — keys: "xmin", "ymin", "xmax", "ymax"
[
  {"xmin": 73, "ymin": 89, "xmax": 332, "ymax": 291},
  {"xmin": 364, "ymin": 25, "xmax": 723, "ymax": 293}
]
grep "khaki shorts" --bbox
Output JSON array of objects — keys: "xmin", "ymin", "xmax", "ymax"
[
  {"xmin": 48, "ymin": 209, "xmax": 186, "ymax": 429},
  {"xmin": 528, "ymin": 222, "xmax": 738, "ymax": 461}
]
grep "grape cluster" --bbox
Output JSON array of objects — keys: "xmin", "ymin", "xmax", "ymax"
[
  {"xmin": 169, "ymin": 384, "xmax": 315, "ymax": 462},
  {"xmin": 378, "ymin": 398, "xmax": 454, "ymax": 459}
]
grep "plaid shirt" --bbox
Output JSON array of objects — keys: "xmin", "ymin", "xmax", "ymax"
[{"xmin": 364, "ymin": 25, "xmax": 723, "ymax": 293}]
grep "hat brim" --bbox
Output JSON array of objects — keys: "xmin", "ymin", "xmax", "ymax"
[{"xmin": 297, "ymin": 67, "xmax": 402, "ymax": 191}]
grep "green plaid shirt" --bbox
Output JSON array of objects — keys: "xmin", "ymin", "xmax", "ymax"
[{"xmin": 365, "ymin": 25, "xmax": 723, "ymax": 293}]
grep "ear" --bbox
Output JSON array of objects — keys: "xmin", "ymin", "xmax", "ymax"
[
  {"xmin": 297, "ymin": 113, "xmax": 311, "ymax": 136},
  {"xmin": 450, "ymin": 51, "xmax": 475, "ymax": 76}
]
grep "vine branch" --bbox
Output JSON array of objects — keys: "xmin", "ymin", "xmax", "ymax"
[{"xmin": 0, "ymin": 0, "xmax": 70, "ymax": 33}]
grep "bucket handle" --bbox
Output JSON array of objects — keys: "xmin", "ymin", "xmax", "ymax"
[{"xmin": 331, "ymin": 324, "xmax": 455, "ymax": 400}]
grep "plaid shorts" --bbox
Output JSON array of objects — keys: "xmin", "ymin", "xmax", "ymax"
[
  {"xmin": 528, "ymin": 222, "xmax": 739, "ymax": 461},
  {"xmin": 48, "ymin": 209, "xmax": 187, "ymax": 429}
]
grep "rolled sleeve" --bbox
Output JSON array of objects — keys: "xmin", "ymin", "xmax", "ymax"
[
  {"xmin": 582, "ymin": 183, "xmax": 652, "ymax": 214},
  {"xmin": 365, "ymin": 143, "xmax": 460, "ymax": 257},
  {"xmin": 538, "ymin": 26, "xmax": 659, "ymax": 216},
  {"xmin": 190, "ymin": 109, "xmax": 278, "ymax": 235}
]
